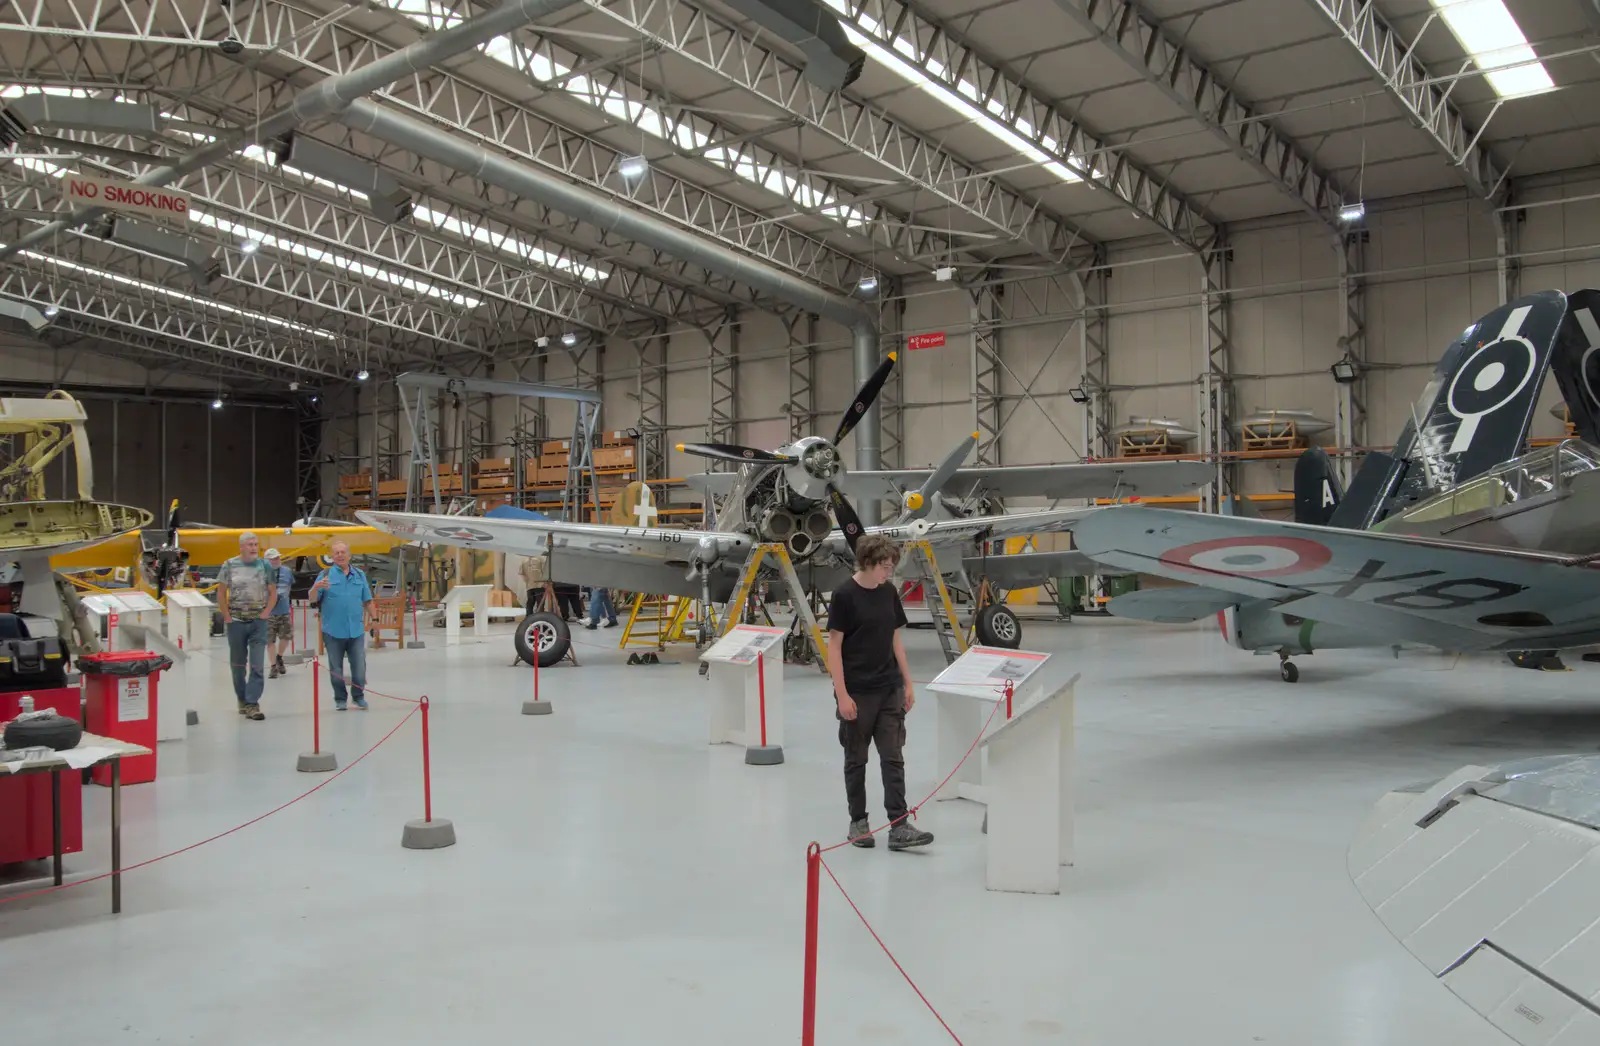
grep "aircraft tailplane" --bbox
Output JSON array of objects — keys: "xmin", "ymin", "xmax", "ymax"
[{"xmin": 1292, "ymin": 446, "xmax": 1343, "ymax": 526}]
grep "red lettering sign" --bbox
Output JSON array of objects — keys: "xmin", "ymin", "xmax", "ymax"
[{"xmin": 907, "ymin": 332, "xmax": 946, "ymax": 350}]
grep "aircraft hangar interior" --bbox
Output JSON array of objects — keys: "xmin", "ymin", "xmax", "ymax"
[{"xmin": 5, "ymin": 0, "xmax": 1600, "ymax": 1042}]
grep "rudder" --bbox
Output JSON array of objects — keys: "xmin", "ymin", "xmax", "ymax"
[{"xmin": 1292, "ymin": 446, "xmax": 1343, "ymax": 526}]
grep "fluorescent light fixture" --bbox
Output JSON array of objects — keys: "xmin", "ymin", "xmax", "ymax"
[
  {"xmin": 43, "ymin": 304, "xmax": 59, "ymax": 317},
  {"xmin": 8, "ymin": 245, "xmax": 340, "ymax": 341},
  {"xmin": 240, "ymin": 239, "xmax": 259, "ymax": 254},
  {"xmin": 1339, "ymin": 202, "xmax": 1366, "ymax": 222},
  {"xmin": 211, "ymin": 397, "xmax": 224, "ymax": 409},
  {"xmin": 357, "ymin": 369, "xmax": 370, "ymax": 381},
  {"xmin": 561, "ymin": 331, "xmax": 578, "ymax": 347},
  {"xmin": 1427, "ymin": 0, "xmax": 1553, "ymax": 99},
  {"xmin": 821, "ymin": 0, "xmax": 1083, "ymax": 183},
  {"xmin": 856, "ymin": 274, "xmax": 879, "ymax": 295},
  {"xmin": 618, "ymin": 154, "xmax": 648, "ymax": 180}
]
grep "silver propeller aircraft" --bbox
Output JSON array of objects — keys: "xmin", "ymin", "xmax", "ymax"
[
  {"xmin": 357, "ymin": 352, "xmax": 1211, "ymax": 663},
  {"xmin": 1075, "ymin": 289, "xmax": 1600, "ymax": 681}
]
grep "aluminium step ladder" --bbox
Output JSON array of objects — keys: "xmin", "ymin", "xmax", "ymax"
[{"xmin": 903, "ymin": 539, "xmax": 967, "ymax": 665}]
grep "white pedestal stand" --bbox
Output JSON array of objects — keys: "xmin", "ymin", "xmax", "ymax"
[
  {"xmin": 700, "ymin": 625, "xmax": 787, "ymax": 765},
  {"xmin": 442, "ymin": 584, "xmax": 491, "ymax": 645},
  {"xmin": 977, "ymin": 673, "xmax": 1077, "ymax": 894},
  {"xmin": 164, "ymin": 589, "xmax": 214, "ymax": 651},
  {"xmin": 116, "ymin": 623, "xmax": 190, "ymax": 742},
  {"xmin": 927, "ymin": 646, "xmax": 1054, "ymax": 806}
]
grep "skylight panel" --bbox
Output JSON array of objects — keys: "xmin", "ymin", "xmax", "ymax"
[
  {"xmin": 370, "ymin": 4, "xmax": 871, "ymax": 230},
  {"xmin": 1429, "ymin": 0, "xmax": 1553, "ymax": 99},
  {"xmin": 410, "ymin": 204, "xmax": 610, "ymax": 283},
  {"xmin": 820, "ymin": 0, "xmax": 1082, "ymax": 183},
  {"xmin": 14, "ymin": 247, "xmax": 339, "ymax": 340}
]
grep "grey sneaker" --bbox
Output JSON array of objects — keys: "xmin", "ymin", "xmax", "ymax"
[
  {"xmin": 887, "ymin": 821, "xmax": 933, "ymax": 851},
  {"xmin": 244, "ymin": 704, "xmax": 265, "ymax": 721},
  {"xmin": 847, "ymin": 818, "xmax": 874, "ymax": 848},
  {"xmin": 268, "ymin": 663, "xmax": 281, "ymax": 679}
]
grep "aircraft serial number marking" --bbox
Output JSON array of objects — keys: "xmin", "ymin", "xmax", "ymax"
[{"xmin": 1302, "ymin": 558, "xmax": 1526, "ymax": 610}]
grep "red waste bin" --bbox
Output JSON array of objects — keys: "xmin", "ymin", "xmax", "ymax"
[
  {"xmin": 0, "ymin": 686, "xmax": 84, "ymax": 864},
  {"xmin": 81, "ymin": 651, "xmax": 170, "ymax": 786}
]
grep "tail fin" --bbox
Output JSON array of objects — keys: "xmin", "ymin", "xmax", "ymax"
[
  {"xmin": 1292, "ymin": 446, "xmax": 1343, "ymax": 525},
  {"xmin": 1341, "ymin": 290, "xmax": 1567, "ymax": 528},
  {"xmin": 1548, "ymin": 288, "xmax": 1600, "ymax": 443}
]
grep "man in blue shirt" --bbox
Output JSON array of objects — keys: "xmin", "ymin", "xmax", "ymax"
[
  {"xmin": 264, "ymin": 548, "xmax": 295, "ymax": 679},
  {"xmin": 310, "ymin": 540, "xmax": 374, "ymax": 711}
]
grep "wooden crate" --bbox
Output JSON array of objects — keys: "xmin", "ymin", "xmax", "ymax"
[
  {"xmin": 593, "ymin": 445, "xmax": 635, "ymax": 469},
  {"xmin": 1118, "ymin": 430, "xmax": 1177, "ymax": 457}
]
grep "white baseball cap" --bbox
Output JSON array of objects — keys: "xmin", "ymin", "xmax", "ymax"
[{"xmin": 265, "ymin": 548, "xmax": 282, "ymax": 560}]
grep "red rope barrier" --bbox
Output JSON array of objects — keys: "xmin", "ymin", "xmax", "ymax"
[{"xmin": 0, "ymin": 704, "xmax": 420, "ymax": 907}]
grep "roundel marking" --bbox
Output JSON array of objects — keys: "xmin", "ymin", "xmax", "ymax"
[
  {"xmin": 432, "ymin": 525, "xmax": 493, "ymax": 543},
  {"xmin": 1158, "ymin": 536, "xmax": 1332, "ymax": 578}
]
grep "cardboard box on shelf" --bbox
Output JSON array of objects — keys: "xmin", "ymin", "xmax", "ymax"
[
  {"xmin": 541, "ymin": 439, "xmax": 571, "ymax": 455},
  {"xmin": 474, "ymin": 474, "xmax": 514, "ymax": 490},
  {"xmin": 536, "ymin": 466, "xmax": 568, "ymax": 484},
  {"xmin": 377, "ymin": 478, "xmax": 407, "ymax": 497},
  {"xmin": 339, "ymin": 472, "xmax": 372, "ymax": 489},
  {"xmin": 593, "ymin": 445, "xmax": 635, "ymax": 470},
  {"xmin": 476, "ymin": 457, "xmax": 513, "ymax": 473}
]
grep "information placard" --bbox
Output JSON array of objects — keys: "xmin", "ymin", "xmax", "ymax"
[
  {"xmin": 700, "ymin": 624, "xmax": 786, "ymax": 664},
  {"xmin": 928, "ymin": 646, "xmax": 1050, "ymax": 699}
]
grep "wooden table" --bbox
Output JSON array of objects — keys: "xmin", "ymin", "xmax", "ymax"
[{"xmin": 0, "ymin": 732, "xmax": 153, "ymax": 913}]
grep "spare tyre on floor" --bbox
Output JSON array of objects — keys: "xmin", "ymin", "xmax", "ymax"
[
  {"xmin": 513, "ymin": 611, "xmax": 571, "ymax": 668},
  {"xmin": 974, "ymin": 603, "xmax": 1021, "ymax": 648}
]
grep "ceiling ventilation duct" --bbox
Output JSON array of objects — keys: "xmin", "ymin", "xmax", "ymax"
[
  {"xmin": 100, "ymin": 216, "xmax": 221, "ymax": 285},
  {"xmin": 718, "ymin": 0, "xmax": 865, "ymax": 91},
  {"xmin": 269, "ymin": 131, "xmax": 414, "ymax": 224},
  {"xmin": 0, "ymin": 95, "xmax": 166, "ymax": 148},
  {"xmin": 0, "ymin": 297, "xmax": 50, "ymax": 332}
]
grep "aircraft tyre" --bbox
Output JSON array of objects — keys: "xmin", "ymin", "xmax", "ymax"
[
  {"xmin": 974, "ymin": 604, "xmax": 1021, "ymax": 648},
  {"xmin": 514, "ymin": 611, "xmax": 571, "ymax": 668},
  {"xmin": 1280, "ymin": 661, "xmax": 1299, "ymax": 683}
]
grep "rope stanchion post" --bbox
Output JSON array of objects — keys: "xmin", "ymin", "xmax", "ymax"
[
  {"xmin": 402, "ymin": 695, "xmax": 456, "ymax": 849},
  {"xmin": 745, "ymin": 650, "xmax": 783, "ymax": 765},
  {"xmin": 407, "ymin": 594, "xmax": 426, "ymax": 649},
  {"xmin": 802, "ymin": 842, "xmax": 821, "ymax": 1046},
  {"xmin": 521, "ymin": 636, "xmax": 552, "ymax": 716},
  {"xmin": 296, "ymin": 657, "xmax": 338, "ymax": 773}
]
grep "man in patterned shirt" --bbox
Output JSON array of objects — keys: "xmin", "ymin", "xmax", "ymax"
[{"xmin": 216, "ymin": 531, "xmax": 278, "ymax": 720}]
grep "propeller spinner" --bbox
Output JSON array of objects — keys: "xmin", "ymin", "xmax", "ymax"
[{"xmin": 677, "ymin": 352, "xmax": 898, "ymax": 553}]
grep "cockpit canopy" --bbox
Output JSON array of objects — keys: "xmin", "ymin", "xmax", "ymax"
[{"xmin": 1376, "ymin": 439, "xmax": 1600, "ymax": 530}]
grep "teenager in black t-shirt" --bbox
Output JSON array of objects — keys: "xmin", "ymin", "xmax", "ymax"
[{"xmin": 826, "ymin": 535, "xmax": 934, "ymax": 851}]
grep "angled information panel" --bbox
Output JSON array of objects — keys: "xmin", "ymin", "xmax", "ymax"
[
  {"xmin": 928, "ymin": 646, "xmax": 1050, "ymax": 700},
  {"xmin": 700, "ymin": 624, "xmax": 786, "ymax": 665}
]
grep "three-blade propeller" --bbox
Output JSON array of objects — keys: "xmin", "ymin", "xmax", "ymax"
[
  {"xmin": 677, "ymin": 353, "xmax": 899, "ymax": 554},
  {"xmin": 155, "ymin": 499, "xmax": 181, "ymax": 598}
]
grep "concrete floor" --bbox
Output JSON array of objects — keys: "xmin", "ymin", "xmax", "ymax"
[{"xmin": 2, "ymin": 612, "xmax": 1593, "ymax": 1044}]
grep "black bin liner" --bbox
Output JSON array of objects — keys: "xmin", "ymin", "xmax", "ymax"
[{"xmin": 76, "ymin": 653, "xmax": 174, "ymax": 677}]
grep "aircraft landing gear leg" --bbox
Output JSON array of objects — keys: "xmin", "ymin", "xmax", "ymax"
[{"xmin": 1278, "ymin": 654, "xmax": 1299, "ymax": 683}]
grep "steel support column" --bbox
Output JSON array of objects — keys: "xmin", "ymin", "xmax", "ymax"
[
  {"xmin": 1198, "ymin": 234, "xmax": 1235, "ymax": 512},
  {"xmin": 705, "ymin": 308, "xmax": 740, "ymax": 447},
  {"xmin": 1334, "ymin": 231, "xmax": 1369, "ymax": 486},
  {"xmin": 786, "ymin": 313, "xmax": 817, "ymax": 443},
  {"xmin": 971, "ymin": 276, "xmax": 1004, "ymax": 467},
  {"xmin": 1078, "ymin": 253, "xmax": 1111, "ymax": 459},
  {"xmin": 295, "ymin": 397, "xmax": 324, "ymax": 516},
  {"xmin": 1498, "ymin": 196, "xmax": 1523, "ymax": 304},
  {"xmin": 880, "ymin": 291, "xmax": 906, "ymax": 468},
  {"xmin": 635, "ymin": 326, "xmax": 669, "ymax": 483}
]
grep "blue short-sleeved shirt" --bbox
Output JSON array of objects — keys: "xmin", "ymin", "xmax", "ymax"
[
  {"xmin": 314, "ymin": 564, "xmax": 373, "ymax": 640},
  {"xmin": 268, "ymin": 565, "xmax": 293, "ymax": 617}
]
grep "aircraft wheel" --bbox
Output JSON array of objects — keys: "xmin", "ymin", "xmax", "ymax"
[
  {"xmin": 513, "ymin": 612, "xmax": 571, "ymax": 668},
  {"xmin": 974, "ymin": 604, "xmax": 1021, "ymax": 648},
  {"xmin": 1280, "ymin": 661, "xmax": 1299, "ymax": 683}
]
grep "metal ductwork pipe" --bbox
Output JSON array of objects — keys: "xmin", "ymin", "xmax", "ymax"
[
  {"xmin": 335, "ymin": 97, "xmax": 887, "ymax": 514},
  {"xmin": 0, "ymin": 0, "xmax": 580, "ymax": 264},
  {"xmin": 716, "ymin": 0, "xmax": 865, "ymax": 92}
]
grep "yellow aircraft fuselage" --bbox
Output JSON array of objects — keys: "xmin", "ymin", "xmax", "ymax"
[{"xmin": 51, "ymin": 525, "xmax": 408, "ymax": 573}]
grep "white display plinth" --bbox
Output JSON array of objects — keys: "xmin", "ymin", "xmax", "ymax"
[
  {"xmin": 442, "ymin": 585, "xmax": 492, "ymax": 644},
  {"xmin": 927, "ymin": 646, "xmax": 1053, "ymax": 805},
  {"xmin": 699, "ymin": 625, "xmax": 787, "ymax": 765},
  {"xmin": 164, "ymin": 589, "xmax": 214, "ymax": 650},
  {"xmin": 974, "ymin": 672, "xmax": 1077, "ymax": 893},
  {"xmin": 116, "ymin": 623, "xmax": 189, "ymax": 742},
  {"xmin": 82, "ymin": 591, "xmax": 165, "ymax": 652}
]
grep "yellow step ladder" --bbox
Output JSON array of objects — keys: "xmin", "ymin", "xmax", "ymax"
[
  {"xmin": 719, "ymin": 543, "xmax": 829, "ymax": 673},
  {"xmin": 904, "ymin": 539, "xmax": 967, "ymax": 664},
  {"xmin": 620, "ymin": 593, "xmax": 692, "ymax": 650}
]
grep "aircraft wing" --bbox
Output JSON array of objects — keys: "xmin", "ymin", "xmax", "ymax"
[
  {"xmin": 1349, "ymin": 756, "xmax": 1600, "ymax": 1045},
  {"xmin": 1071, "ymin": 506, "xmax": 1600, "ymax": 650},
  {"xmin": 355, "ymin": 509, "xmax": 755, "ymax": 600},
  {"xmin": 841, "ymin": 460, "xmax": 1215, "ymax": 502},
  {"xmin": 962, "ymin": 549, "xmax": 1100, "ymax": 590}
]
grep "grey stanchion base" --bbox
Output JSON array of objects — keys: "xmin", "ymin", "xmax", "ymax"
[
  {"xmin": 283, "ymin": 652, "xmax": 312, "ymax": 665},
  {"xmin": 744, "ymin": 745, "xmax": 785, "ymax": 766},
  {"xmin": 521, "ymin": 700, "xmax": 553, "ymax": 716},
  {"xmin": 186, "ymin": 709, "xmax": 199, "ymax": 726},
  {"xmin": 408, "ymin": 640, "xmax": 427, "ymax": 649},
  {"xmin": 402, "ymin": 817, "xmax": 456, "ymax": 849},
  {"xmin": 297, "ymin": 750, "xmax": 338, "ymax": 773}
]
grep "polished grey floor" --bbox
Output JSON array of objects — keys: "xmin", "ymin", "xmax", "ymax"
[{"xmin": 2, "ymin": 611, "xmax": 1590, "ymax": 1044}]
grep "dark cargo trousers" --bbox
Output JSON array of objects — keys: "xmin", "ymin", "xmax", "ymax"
[{"xmin": 838, "ymin": 685, "xmax": 908, "ymax": 824}]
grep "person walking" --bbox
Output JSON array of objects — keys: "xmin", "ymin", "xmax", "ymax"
[
  {"xmin": 585, "ymin": 586, "xmax": 618, "ymax": 629},
  {"xmin": 264, "ymin": 548, "xmax": 294, "ymax": 678},
  {"xmin": 826, "ymin": 535, "xmax": 934, "ymax": 851},
  {"xmin": 216, "ymin": 531, "xmax": 277, "ymax": 720},
  {"xmin": 519, "ymin": 552, "xmax": 548, "ymax": 616},
  {"xmin": 310, "ymin": 540, "xmax": 375, "ymax": 711}
]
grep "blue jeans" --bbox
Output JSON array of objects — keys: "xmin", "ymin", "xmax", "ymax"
[
  {"xmin": 588, "ymin": 588, "xmax": 616, "ymax": 625},
  {"xmin": 226, "ymin": 617, "xmax": 268, "ymax": 706},
  {"xmin": 323, "ymin": 634, "xmax": 367, "ymax": 705}
]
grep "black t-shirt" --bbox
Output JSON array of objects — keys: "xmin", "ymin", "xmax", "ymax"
[{"xmin": 828, "ymin": 576, "xmax": 908, "ymax": 695}]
